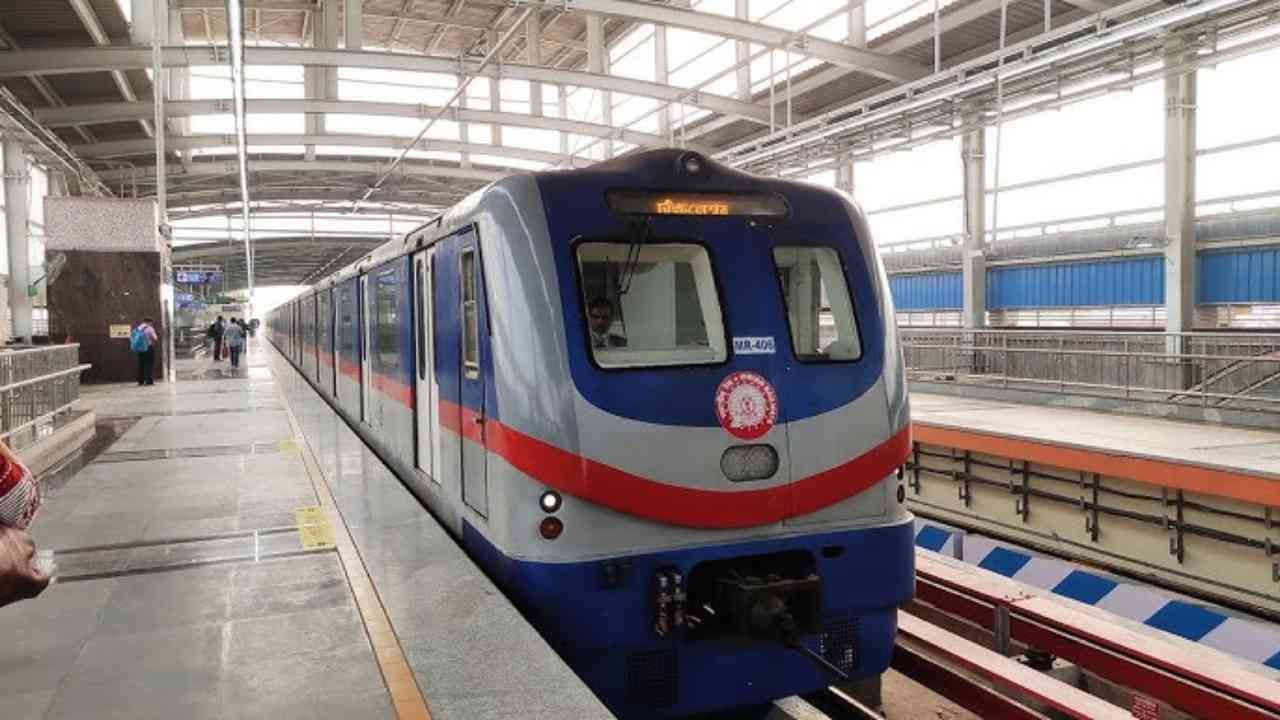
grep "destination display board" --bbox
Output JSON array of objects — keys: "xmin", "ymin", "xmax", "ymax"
[{"xmin": 607, "ymin": 191, "xmax": 788, "ymax": 218}]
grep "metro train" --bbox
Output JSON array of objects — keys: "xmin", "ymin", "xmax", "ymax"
[{"xmin": 267, "ymin": 149, "xmax": 914, "ymax": 718}]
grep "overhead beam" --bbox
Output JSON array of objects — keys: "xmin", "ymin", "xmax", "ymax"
[
  {"xmin": 75, "ymin": 133, "xmax": 570, "ymax": 166},
  {"xmin": 174, "ymin": 235, "xmax": 386, "ymax": 259},
  {"xmin": 173, "ymin": 0, "xmax": 587, "ymax": 50},
  {"xmin": 0, "ymin": 22, "xmax": 97, "ymax": 144},
  {"xmin": 66, "ymin": 0, "xmax": 154, "ymax": 138},
  {"xmin": 0, "ymin": 45, "xmax": 770, "ymax": 124},
  {"xmin": 99, "ymin": 158, "xmax": 508, "ymax": 182},
  {"xmin": 688, "ymin": 0, "xmax": 1017, "ymax": 143},
  {"xmin": 38, "ymin": 98, "xmax": 692, "ymax": 150},
  {"xmin": 517, "ymin": 0, "xmax": 926, "ymax": 82}
]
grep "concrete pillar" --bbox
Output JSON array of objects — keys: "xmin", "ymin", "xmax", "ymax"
[
  {"xmin": 1164, "ymin": 39, "xmax": 1197, "ymax": 340},
  {"xmin": 586, "ymin": 15, "xmax": 612, "ymax": 158},
  {"xmin": 527, "ymin": 13, "xmax": 543, "ymax": 117},
  {"xmin": 961, "ymin": 122, "xmax": 987, "ymax": 329},
  {"xmin": 655, "ymin": 24, "xmax": 671, "ymax": 142},
  {"xmin": 558, "ymin": 85, "xmax": 570, "ymax": 160},
  {"xmin": 130, "ymin": 0, "xmax": 164, "ymax": 44},
  {"xmin": 848, "ymin": 2, "xmax": 867, "ymax": 48},
  {"xmin": 735, "ymin": 0, "xmax": 751, "ymax": 100},
  {"xmin": 458, "ymin": 74, "xmax": 471, "ymax": 168},
  {"xmin": 4, "ymin": 141, "xmax": 33, "ymax": 342},
  {"xmin": 321, "ymin": 0, "xmax": 339, "ymax": 99},
  {"xmin": 168, "ymin": 6, "xmax": 192, "ymax": 173},
  {"xmin": 344, "ymin": 0, "xmax": 362, "ymax": 50},
  {"xmin": 835, "ymin": 151, "xmax": 854, "ymax": 197},
  {"xmin": 488, "ymin": 30, "xmax": 502, "ymax": 147}
]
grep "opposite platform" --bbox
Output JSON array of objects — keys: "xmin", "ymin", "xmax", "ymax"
[{"xmin": 907, "ymin": 390, "xmax": 1280, "ymax": 618}]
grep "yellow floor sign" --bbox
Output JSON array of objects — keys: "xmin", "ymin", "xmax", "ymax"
[{"xmin": 295, "ymin": 505, "xmax": 336, "ymax": 548}]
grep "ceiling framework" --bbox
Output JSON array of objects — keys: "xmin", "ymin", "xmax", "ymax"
[{"xmin": 0, "ymin": 0, "xmax": 1276, "ymax": 287}]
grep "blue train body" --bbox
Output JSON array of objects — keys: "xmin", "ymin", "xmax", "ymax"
[{"xmin": 269, "ymin": 150, "xmax": 913, "ymax": 718}]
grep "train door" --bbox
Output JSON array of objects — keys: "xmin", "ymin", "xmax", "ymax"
[
  {"xmin": 413, "ymin": 249, "xmax": 437, "ymax": 482},
  {"xmin": 457, "ymin": 233, "xmax": 488, "ymax": 516},
  {"xmin": 359, "ymin": 274, "xmax": 372, "ymax": 424}
]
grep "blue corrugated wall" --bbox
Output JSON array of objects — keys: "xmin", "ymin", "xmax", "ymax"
[
  {"xmin": 1198, "ymin": 246, "xmax": 1280, "ymax": 303},
  {"xmin": 986, "ymin": 256, "xmax": 1165, "ymax": 309},
  {"xmin": 889, "ymin": 272, "xmax": 963, "ymax": 310},
  {"xmin": 886, "ymin": 247, "xmax": 1280, "ymax": 310}
]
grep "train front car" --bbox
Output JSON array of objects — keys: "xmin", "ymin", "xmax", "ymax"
[{"xmin": 483, "ymin": 150, "xmax": 913, "ymax": 718}]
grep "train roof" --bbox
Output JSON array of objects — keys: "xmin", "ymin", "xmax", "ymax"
[{"xmin": 307, "ymin": 148, "xmax": 850, "ymax": 291}]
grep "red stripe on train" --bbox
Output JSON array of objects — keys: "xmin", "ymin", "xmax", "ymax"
[
  {"xmin": 438, "ymin": 398, "xmax": 911, "ymax": 529},
  {"xmin": 371, "ymin": 372, "xmax": 414, "ymax": 407}
]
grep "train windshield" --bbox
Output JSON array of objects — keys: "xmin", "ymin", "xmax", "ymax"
[
  {"xmin": 773, "ymin": 247, "xmax": 861, "ymax": 362},
  {"xmin": 576, "ymin": 242, "xmax": 727, "ymax": 368}
]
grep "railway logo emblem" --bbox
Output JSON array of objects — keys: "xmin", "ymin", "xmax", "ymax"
[{"xmin": 714, "ymin": 371, "xmax": 778, "ymax": 440}]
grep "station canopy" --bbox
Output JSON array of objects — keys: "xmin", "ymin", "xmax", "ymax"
[{"xmin": 2, "ymin": 0, "xmax": 1269, "ymax": 287}]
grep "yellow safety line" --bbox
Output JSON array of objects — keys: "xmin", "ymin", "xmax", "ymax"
[{"xmin": 271, "ymin": 364, "xmax": 433, "ymax": 720}]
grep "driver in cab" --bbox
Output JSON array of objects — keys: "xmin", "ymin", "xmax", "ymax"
[{"xmin": 588, "ymin": 298, "xmax": 628, "ymax": 350}]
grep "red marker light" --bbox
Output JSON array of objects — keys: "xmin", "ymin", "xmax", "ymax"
[{"xmin": 539, "ymin": 517, "xmax": 564, "ymax": 540}]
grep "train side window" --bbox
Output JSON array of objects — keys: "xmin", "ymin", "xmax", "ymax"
[
  {"xmin": 772, "ymin": 246, "xmax": 860, "ymax": 362},
  {"xmin": 415, "ymin": 260, "xmax": 426, "ymax": 380},
  {"xmin": 339, "ymin": 287, "xmax": 354, "ymax": 360},
  {"xmin": 461, "ymin": 250, "xmax": 480, "ymax": 380},
  {"xmin": 375, "ymin": 268, "xmax": 400, "ymax": 371},
  {"xmin": 576, "ymin": 242, "xmax": 726, "ymax": 368}
]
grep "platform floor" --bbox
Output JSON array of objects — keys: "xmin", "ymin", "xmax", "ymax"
[
  {"xmin": 912, "ymin": 392, "xmax": 1280, "ymax": 480},
  {"xmin": 2, "ymin": 340, "xmax": 608, "ymax": 720}
]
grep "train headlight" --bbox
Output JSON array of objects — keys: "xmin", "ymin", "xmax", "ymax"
[
  {"xmin": 720, "ymin": 444, "xmax": 780, "ymax": 482},
  {"xmin": 539, "ymin": 491, "xmax": 562, "ymax": 514},
  {"xmin": 539, "ymin": 517, "xmax": 564, "ymax": 540}
]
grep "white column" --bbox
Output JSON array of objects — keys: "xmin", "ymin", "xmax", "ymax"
[
  {"xmin": 322, "ymin": 0, "xmax": 339, "ymax": 100},
  {"xmin": 586, "ymin": 15, "xmax": 612, "ymax": 158},
  {"xmin": 168, "ymin": 6, "xmax": 191, "ymax": 173},
  {"xmin": 488, "ymin": 30, "xmax": 503, "ymax": 147},
  {"xmin": 458, "ymin": 73, "xmax": 471, "ymax": 168},
  {"xmin": 558, "ymin": 85, "xmax": 570, "ymax": 161},
  {"xmin": 735, "ymin": 0, "xmax": 751, "ymax": 100},
  {"xmin": 1164, "ymin": 39, "xmax": 1197, "ymax": 340},
  {"xmin": 4, "ymin": 142, "xmax": 32, "ymax": 342},
  {"xmin": 527, "ymin": 12, "xmax": 543, "ymax": 117},
  {"xmin": 130, "ymin": 0, "xmax": 161, "ymax": 44},
  {"xmin": 344, "ymin": 0, "xmax": 362, "ymax": 50},
  {"xmin": 655, "ymin": 24, "xmax": 671, "ymax": 143},
  {"xmin": 835, "ymin": 151, "xmax": 854, "ymax": 197},
  {"xmin": 849, "ymin": 2, "xmax": 867, "ymax": 48},
  {"xmin": 961, "ymin": 122, "xmax": 987, "ymax": 329}
]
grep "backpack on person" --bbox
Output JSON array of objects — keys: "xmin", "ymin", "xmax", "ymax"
[{"xmin": 130, "ymin": 326, "xmax": 150, "ymax": 353}]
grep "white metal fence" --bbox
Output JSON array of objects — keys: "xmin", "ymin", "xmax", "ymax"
[
  {"xmin": 901, "ymin": 329, "xmax": 1280, "ymax": 412},
  {"xmin": 0, "ymin": 345, "xmax": 91, "ymax": 441}
]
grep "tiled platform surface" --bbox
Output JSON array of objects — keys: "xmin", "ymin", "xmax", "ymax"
[
  {"xmin": 1, "ymin": 340, "xmax": 609, "ymax": 720},
  {"xmin": 272, "ymin": 343, "xmax": 612, "ymax": 720},
  {"xmin": 912, "ymin": 392, "xmax": 1280, "ymax": 479}
]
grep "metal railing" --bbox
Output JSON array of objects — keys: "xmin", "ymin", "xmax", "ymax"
[
  {"xmin": 901, "ymin": 329, "xmax": 1280, "ymax": 412},
  {"xmin": 0, "ymin": 345, "xmax": 91, "ymax": 441}
]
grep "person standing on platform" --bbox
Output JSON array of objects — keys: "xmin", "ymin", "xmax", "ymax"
[
  {"xmin": 224, "ymin": 317, "xmax": 245, "ymax": 369},
  {"xmin": 0, "ymin": 439, "xmax": 49, "ymax": 608},
  {"xmin": 206, "ymin": 315, "xmax": 225, "ymax": 361},
  {"xmin": 130, "ymin": 317, "xmax": 159, "ymax": 386}
]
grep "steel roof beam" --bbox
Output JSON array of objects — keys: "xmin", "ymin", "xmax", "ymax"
[
  {"xmin": 686, "ymin": 0, "xmax": 1022, "ymax": 143},
  {"xmin": 517, "ymin": 0, "xmax": 925, "ymax": 82},
  {"xmin": 39, "ymin": 98, "xmax": 687, "ymax": 149},
  {"xmin": 65, "ymin": 0, "xmax": 154, "ymax": 138},
  {"xmin": 74, "ymin": 133, "xmax": 569, "ymax": 165},
  {"xmin": 0, "ymin": 45, "xmax": 770, "ymax": 124},
  {"xmin": 99, "ymin": 159, "xmax": 508, "ymax": 182},
  {"xmin": 174, "ymin": 235, "xmax": 386, "ymax": 259}
]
